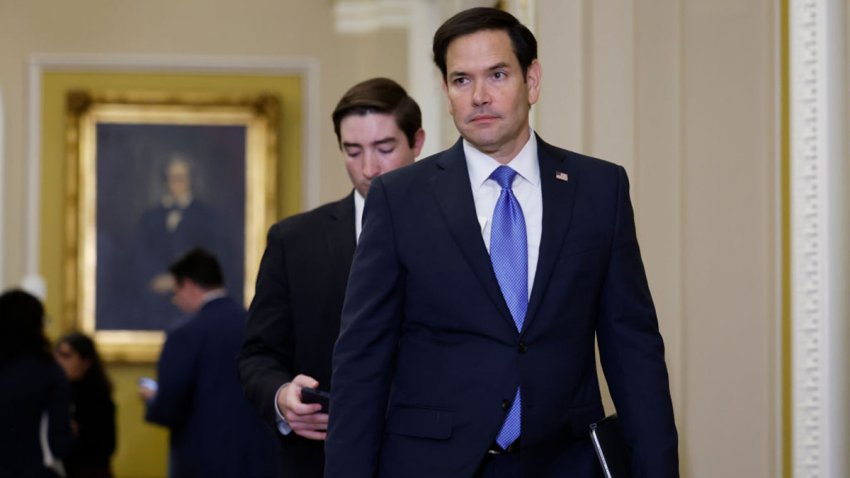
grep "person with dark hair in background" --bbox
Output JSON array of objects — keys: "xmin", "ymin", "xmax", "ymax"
[
  {"xmin": 325, "ymin": 7, "xmax": 678, "ymax": 478},
  {"xmin": 54, "ymin": 332, "xmax": 116, "ymax": 478},
  {"xmin": 139, "ymin": 248, "xmax": 277, "ymax": 478},
  {"xmin": 0, "ymin": 289, "xmax": 74, "ymax": 478},
  {"xmin": 238, "ymin": 77, "xmax": 425, "ymax": 478}
]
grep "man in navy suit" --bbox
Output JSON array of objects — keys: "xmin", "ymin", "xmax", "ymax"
[
  {"xmin": 140, "ymin": 249, "xmax": 277, "ymax": 478},
  {"xmin": 325, "ymin": 7, "xmax": 678, "ymax": 478},
  {"xmin": 238, "ymin": 78, "xmax": 425, "ymax": 478}
]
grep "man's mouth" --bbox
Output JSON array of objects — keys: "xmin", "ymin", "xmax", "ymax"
[{"xmin": 469, "ymin": 114, "xmax": 499, "ymax": 124}]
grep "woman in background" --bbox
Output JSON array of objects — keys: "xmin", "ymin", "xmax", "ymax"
[
  {"xmin": 55, "ymin": 332, "xmax": 116, "ymax": 478},
  {"xmin": 0, "ymin": 289, "xmax": 74, "ymax": 478}
]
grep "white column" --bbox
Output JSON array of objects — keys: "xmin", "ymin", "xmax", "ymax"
[
  {"xmin": 23, "ymin": 61, "xmax": 46, "ymax": 300},
  {"xmin": 407, "ymin": 0, "xmax": 444, "ymax": 157},
  {"xmin": 790, "ymin": 0, "xmax": 848, "ymax": 476},
  {"xmin": 0, "ymin": 87, "xmax": 4, "ymax": 289}
]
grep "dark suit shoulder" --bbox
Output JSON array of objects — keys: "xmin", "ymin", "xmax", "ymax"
[
  {"xmin": 270, "ymin": 193, "xmax": 354, "ymax": 239},
  {"xmin": 370, "ymin": 147, "xmax": 453, "ymax": 193}
]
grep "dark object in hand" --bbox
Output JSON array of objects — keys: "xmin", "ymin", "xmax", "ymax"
[{"xmin": 301, "ymin": 387, "xmax": 330, "ymax": 413}]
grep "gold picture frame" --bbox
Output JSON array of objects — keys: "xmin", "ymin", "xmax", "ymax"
[{"xmin": 64, "ymin": 90, "xmax": 279, "ymax": 362}]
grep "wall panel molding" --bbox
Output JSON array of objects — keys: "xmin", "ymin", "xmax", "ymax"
[
  {"xmin": 789, "ymin": 0, "xmax": 847, "ymax": 476},
  {"xmin": 0, "ymin": 88, "xmax": 4, "ymax": 288}
]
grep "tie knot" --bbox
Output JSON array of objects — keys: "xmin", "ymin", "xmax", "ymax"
[{"xmin": 490, "ymin": 166, "xmax": 518, "ymax": 190}]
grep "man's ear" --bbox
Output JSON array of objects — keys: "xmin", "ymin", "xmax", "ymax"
[
  {"xmin": 412, "ymin": 128, "xmax": 426, "ymax": 159},
  {"xmin": 525, "ymin": 60, "xmax": 542, "ymax": 106},
  {"xmin": 440, "ymin": 78, "xmax": 454, "ymax": 116}
]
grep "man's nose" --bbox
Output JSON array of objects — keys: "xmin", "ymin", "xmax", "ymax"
[
  {"xmin": 363, "ymin": 152, "xmax": 380, "ymax": 179},
  {"xmin": 472, "ymin": 81, "xmax": 490, "ymax": 106}
]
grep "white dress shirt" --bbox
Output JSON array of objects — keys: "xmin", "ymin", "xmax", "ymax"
[
  {"xmin": 354, "ymin": 190, "xmax": 365, "ymax": 243},
  {"xmin": 463, "ymin": 130, "xmax": 542, "ymax": 297}
]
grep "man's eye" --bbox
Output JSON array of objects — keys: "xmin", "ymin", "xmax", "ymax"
[
  {"xmin": 493, "ymin": 71, "xmax": 506, "ymax": 80},
  {"xmin": 346, "ymin": 150, "xmax": 361, "ymax": 158},
  {"xmin": 453, "ymin": 77, "xmax": 469, "ymax": 86},
  {"xmin": 378, "ymin": 148, "xmax": 395, "ymax": 155}
]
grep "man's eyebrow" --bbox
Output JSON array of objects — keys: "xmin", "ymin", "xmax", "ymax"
[
  {"xmin": 448, "ymin": 62, "xmax": 511, "ymax": 79},
  {"xmin": 372, "ymin": 137, "xmax": 398, "ymax": 147},
  {"xmin": 342, "ymin": 137, "xmax": 397, "ymax": 149}
]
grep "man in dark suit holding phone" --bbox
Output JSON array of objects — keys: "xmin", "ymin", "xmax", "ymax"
[
  {"xmin": 325, "ymin": 8, "xmax": 678, "ymax": 478},
  {"xmin": 139, "ymin": 249, "xmax": 276, "ymax": 478},
  {"xmin": 238, "ymin": 78, "xmax": 425, "ymax": 478}
]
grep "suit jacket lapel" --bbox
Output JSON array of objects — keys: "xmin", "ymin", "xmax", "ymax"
[
  {"xmin": 524, "ymin": 138, "xmax": 577, "ymax": 331},
  {"xmin": 430, "ymin": 140, "xmax": 515, "ymax": 326},
  {"xmin": 325, "ymin": 192, "xmax": 357, "ymax": 273}
]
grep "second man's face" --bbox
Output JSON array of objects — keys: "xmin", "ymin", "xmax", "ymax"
[{"xmin": 340, "ymin": 112, "xmax": 423, "ymax": 198}]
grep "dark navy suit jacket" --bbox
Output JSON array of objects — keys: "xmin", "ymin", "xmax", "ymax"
[
  {"xmin": 0, "ymin": 355, "xmax": 73, "ymax": 478},
  {"xmin": 326, "ymin": 137, "xmax": 678, "ymax": 477},
  {"xmin": 238, "ymin": 193, "xmax": 356, "ymax": 478},
  {"xmin": 146, "ymin": 296, "xmax": 277, "ymax": 478}
]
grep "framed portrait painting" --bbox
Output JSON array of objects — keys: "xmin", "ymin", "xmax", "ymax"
[{"xmin": 64, "ymin": 90, "xmax": 279, "ymax": 361}]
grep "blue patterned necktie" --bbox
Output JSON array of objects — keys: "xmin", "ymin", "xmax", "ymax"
[{"xmin": 489, "ymin": 165, "xmax": 527, "ymax": 449}]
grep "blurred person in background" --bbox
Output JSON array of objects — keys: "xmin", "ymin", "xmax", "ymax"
[
  {"xmin": 0, "ymin": 289, "xmax": 74, "ymax": 478},
  {"xmin": 139, "ymin": 248, "xmax": 277, "ymax": 478},
  {"xmin": 55, "ymin": 332, "xmax": 116, "ymax": 478}
]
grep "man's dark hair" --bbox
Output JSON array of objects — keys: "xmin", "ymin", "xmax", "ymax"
[
  {"xmin": 432, "ymin": 7, "xmax": 538, "ymax": 81},
  {"xmin": 332, "ymin": 77, "xmax": 422, "ymax": 148},
  {"xmin": 169, "ymin": 248, "xmax": 224, "ymax": 289}
]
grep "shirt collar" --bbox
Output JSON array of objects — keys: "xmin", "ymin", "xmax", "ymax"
[
  {"xmin": 354, "ymin": 190, "xmax": 365, "ymax": 242},
  {"xmin": 200, "ymin": 289, "xmax": 227, "ymax": 307},
  {"xmin": 463, "ymin": 129, "xmax": 540, "ymax": 189}
]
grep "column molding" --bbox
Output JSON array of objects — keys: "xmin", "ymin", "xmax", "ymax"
[
  {"xmin": 0, "ymin": 88, "xmax": 5, "ymax": 289},
  {"xmin": 789, "ymin": 0, "xmax": 847, "ymax": 476}
]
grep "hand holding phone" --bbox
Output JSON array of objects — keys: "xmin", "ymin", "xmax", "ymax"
[
  {"xmin": 138, "ymin": 377, "xmax": 158, "ymax": 391},
  {"xmin": 137, "ymin": 377, "xmax": 159, "ymax": 402},
  {"xmin": 300, "ymin": 387, "xmax": 330, "ymax": 413}
]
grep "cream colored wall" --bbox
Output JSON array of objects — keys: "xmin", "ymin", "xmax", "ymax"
[
  {"xmin": 0, "ymin": 2, "xmax": 405, "ymax": 477},
  {"xmin": 2, "ymin": 0, "xmax": 786, "ymax": 477},
  {"xmin": 536, "ymin": 0, "xmax": 779, "ymax": 476},
  {"xmin": 0, "ymin": 0, "xmax": 407, "ymax": 287}
]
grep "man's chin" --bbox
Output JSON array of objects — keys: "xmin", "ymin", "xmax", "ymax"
[{"xmin": 464, "ymin": 135, "xmax": 501, "ymax": 154}]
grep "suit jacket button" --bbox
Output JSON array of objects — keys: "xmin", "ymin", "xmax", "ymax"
[
  {"xmin": 502, "ymin": 399, "xmax": 511, "ymax": 410},
  {"xmin": 518, "ymin": 342, "xmax": 528, "ymax": 353}
]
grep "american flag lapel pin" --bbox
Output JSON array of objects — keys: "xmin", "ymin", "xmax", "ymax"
[{"xmin": 555, "ymin": 171, "xmax": 569, "ymax": 182}]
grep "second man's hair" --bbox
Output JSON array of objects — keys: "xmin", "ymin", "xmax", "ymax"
[{"xmin": 332, "ymin": 78, "xmax": 422, "ymax": 149}]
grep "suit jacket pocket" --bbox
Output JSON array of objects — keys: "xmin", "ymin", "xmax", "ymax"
[
  {"xmin": 386, "ymin": 406, "xmax": 453, "ymax": 440},
  {"xmin": 567, "ymin": 403, "xmax": 605, "ymax": 437}
]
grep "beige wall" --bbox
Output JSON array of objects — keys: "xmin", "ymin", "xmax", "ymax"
[
  {"xmin": 1, "ymin": 0, "xmax": 789, "ymax": 477},
  {"xmin": 0, "ymin": 0, "xmax": 407, "ymax": 287},
  {"xmin": 0, "ymin": 2, "xmax": 406, "ymax": 477},
  {"xmin": 536, "ymin": 0, "xmax": 780, "ymax": 476}
]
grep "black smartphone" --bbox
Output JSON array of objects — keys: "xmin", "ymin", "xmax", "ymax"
[{"xmin": 300, "ymin": 387, "xmax": 330, "ymax": 413}]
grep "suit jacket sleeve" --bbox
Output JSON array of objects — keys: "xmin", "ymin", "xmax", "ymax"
[
  {"xmin": 325, "ymin": 178, "xmax": 405, "ymax": 478},
  {"xmin": 596, "ymin": 166, "xmax": 679, "ymax": 476},
  {"xmin": 238, "ymin": 223, "xmax": 298, "ymax": 425},
  {"xmin": 146, "ymin": 324, "xmax": 198, "ymax": 427}
]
